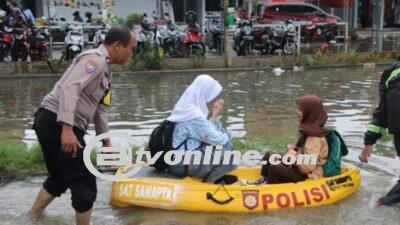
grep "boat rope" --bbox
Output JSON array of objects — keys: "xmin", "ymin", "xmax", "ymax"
[{"xmin": 206, "ymin": 184, "xmax": 234, "ymax": 205}]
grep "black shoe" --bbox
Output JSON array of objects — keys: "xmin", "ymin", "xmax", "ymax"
[{"xmin": 214, "ymin": 175, "xmax": 238, "ymax": 185}]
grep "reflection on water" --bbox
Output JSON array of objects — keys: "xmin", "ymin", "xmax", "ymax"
[
  {"xmin": 0, "ymin": 67, "xmax": 399, "ymax": 224},
  {"xmin": 0, "ymin": 67, "xmax": 393, "ymax": 153}
]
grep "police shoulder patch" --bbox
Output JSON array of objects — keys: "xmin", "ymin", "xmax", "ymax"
[{"xmin": 85, "ymin": 59, "xmax": 99, "ymax": 74}]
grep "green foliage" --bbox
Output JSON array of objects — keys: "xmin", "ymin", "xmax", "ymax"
[
  {"xmin": 93, "ymin": 16, "xmax": 106, "ymax": 26},
  {"xmin": 90, "ymin": 147, "xmax": 98, "ymax": 166},
  {"xmin": 315, "ymin": 48, "xmax": 326, "ymax": 64},
  {"xmin": 191, "ymin": 51, "xmax": 206, "ymax": 69},
  {"xmin": 140, "ymin": 49, "xmax": 164, "ymax": 70},
  {"xmin": 142, "ymin": 51, "xmax": 164, "ymax": 70},
  {"xmin": 304, "ymin": 55, "xmax": 315, "ymax": 66},
  {"xmin": 270, "ymin": 60, "xmax": 285, "ymax": 68},
  {"xmin": 347, "ymin": 50, "xmax": 359, "ymax": 64},
  {"xmin": 367, "ymin": 48, "xmax": 378, "ymax": 62},
  {"xmin": 109, "ymin": 16, "xmax": 127, "ymax": 26},
  {"xmin": 0, "ymin": 140, "xmax": 45, "ymax": 178},
  {"xmin": 128, "ymin": 56, "xmax": 139, "ymax": 71},
  {"xmin": 46, "ymin": 55, "xmax": 65, "ymax": 73},
  {"xmin": 125, "ymin": 13, "xmax": 142, "ymax": 28},
  {"xmin": 134, "ymin": 38, "xmax": 164, "ymax": 70},
  {"xmin": 28, "ymin": 143, "xmax": 45, "ymax": 170}
]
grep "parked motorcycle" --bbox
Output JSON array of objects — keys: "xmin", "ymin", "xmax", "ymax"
[
  {"xmin": 11, "ymin": 27, "xmax": 29, "ymax": 61},
  {"xmin": 305, "ymin": 19, "xmax": 337, "ymax": 43},
  {"xmin": 93, "ymin": 28, "xmax": 107, "ymax": 48},
  {"xmin": 29, "ymin": 27, "xmax": 48, "ymax": 61},
  {"xmin": 267, "ymin": 19, "xmax": 295, "ymax": 55},
  {"xmin": 233, "ymin": 19, "xmax": 254, "ymax": 56},
  {"xmin": 251, "ymin": 26, "xmax": 271, "ymax": 55},
  {"xmin": 205, "ymin": 16, "xmax": 224, "ymax": 54},
  {"xmin": 133, "ymin": 15, "xmax": 156, "ymax": 55},
  {"xmin": 182, "ymin": 23, "xmax": 205, "ymax": 57},
  {"xmin": 181, "ymin": 11, "xmax": 205, "ymax": 58},
  {"xmin": 65, "ymin": 24, "xmax": 84, "ymax": 60},
  {"xmin": 0, "ymin": 26, "xmax": 13, "ymax": 62},
  {"xmin": 156, "ymin": 20, "xmax": 185, "ymax": 57}
]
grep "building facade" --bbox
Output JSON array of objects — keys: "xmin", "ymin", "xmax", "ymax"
[{"xmin": 5, "ymin": 0, "xmax": 398, "ymax": 29}]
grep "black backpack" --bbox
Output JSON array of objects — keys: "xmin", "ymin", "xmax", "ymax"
[{"xmin": 148, "ymin": 120, "xmax": 186, "ymax": 171}]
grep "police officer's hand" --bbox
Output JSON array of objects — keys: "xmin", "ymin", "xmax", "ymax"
[
  {"xmin": 359, "ymin": 145, "xmax": 372, "ymax": 163},
  {"xmin": 61, "ymin": 124, "xmax": 83, "ymax": 158}
]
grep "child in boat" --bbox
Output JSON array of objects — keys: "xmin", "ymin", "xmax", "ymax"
[
  {"xmin": 254, "ymin": 95, "xmax": 329, "ymax": 185},
  {"xmin": 166, "ymin": 75, "xmax": 236, "ymax": 183}
]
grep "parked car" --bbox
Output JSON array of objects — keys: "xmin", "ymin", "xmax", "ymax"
[{"xmin": 256, "ymin": 2, "xmax": 341, "ymax": 24}]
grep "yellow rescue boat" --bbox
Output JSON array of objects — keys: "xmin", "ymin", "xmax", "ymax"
[{"xmin": 110, "ymin": 166, "xmax": 360, "ymax": 212}]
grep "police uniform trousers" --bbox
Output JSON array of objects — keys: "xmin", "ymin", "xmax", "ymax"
[
  {"xmin": 33, "ymin": 108, "xmax": 97, "ymax": 213},
  {"xmin": 380, "ymin": 134, "xmax": 400, "ymax": 206}
]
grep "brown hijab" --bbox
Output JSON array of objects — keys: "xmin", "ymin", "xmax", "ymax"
[{"xmin": 294, "ymin": 95, "xmax": 329, "ymax": 150}]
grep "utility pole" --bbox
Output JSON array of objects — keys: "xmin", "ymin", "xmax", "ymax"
[
  {"xmin": 47, "ymin": 0, "xmax": 53, "ymax": 60},
  {"xmin": 223, "ymin": 0, "xmax": 231, "ymax": 67}
]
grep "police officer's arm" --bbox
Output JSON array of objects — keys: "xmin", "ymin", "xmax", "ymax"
[
  {"xmin": 93, "ymin": 103, "xmax": 110, "ymax": 145},
  {"xmin": 364, "ymin": 70, "xmax": 390, "ymax": 146},
  {"xmin": 57, "ymin": 55, "xmax": 106, "ymax": 156},
  {"xmin": 360, "ymin": 70, "xmax": 390, "ymax": 163},
  {"xmin": 57, "ymin": 55, "xmax": 106, "ymax": 126}
]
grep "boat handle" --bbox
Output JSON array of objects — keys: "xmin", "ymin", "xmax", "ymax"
[{"xmin": 206, "ymin": 192, "xmax": 234, "ymax": 205}]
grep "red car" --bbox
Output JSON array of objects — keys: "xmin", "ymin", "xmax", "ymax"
[{"xmin": 256, "ymin": 2, "xmax": 341, "ymax": 24}]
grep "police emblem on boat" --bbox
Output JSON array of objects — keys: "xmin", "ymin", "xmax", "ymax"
[{"xmin": 242, "ymin": 190, "xmax": 259, "ymax": 210}]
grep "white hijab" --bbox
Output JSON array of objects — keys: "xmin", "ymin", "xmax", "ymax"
[{"xmin": 167, "ymin": 75, "xmax": 222, "ymax": 123}]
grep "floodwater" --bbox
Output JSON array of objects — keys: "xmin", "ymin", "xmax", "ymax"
[{"xmin": 0, "ymin": 67, "xmax": 399, "ymax": 225}]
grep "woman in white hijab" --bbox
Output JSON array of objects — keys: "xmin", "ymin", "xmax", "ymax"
[{"xmin": 167, "ymin": 75, "xmax": 236, "ymax": 183}]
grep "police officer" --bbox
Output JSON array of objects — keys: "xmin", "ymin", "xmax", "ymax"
[
  {"xmin": 360, "ymin": 57, "xmax": 400, "ymax": 207},
  {"xmin": 28, "ymin": 26, "xmax": 137, "ymax": 225}
]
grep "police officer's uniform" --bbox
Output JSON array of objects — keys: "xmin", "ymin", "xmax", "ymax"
[
  {"xmin": 364, "ymin": 61, "xmax": 400, "ymax": 206},
  {"xmin": 33, "ymin": 45, "xmax": 111, "ymax": 213}
]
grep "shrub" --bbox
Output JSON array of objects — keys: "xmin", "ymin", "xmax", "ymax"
[{"xmin": 126, "ymin": 13, "xmax": 142, "ymax": 28}]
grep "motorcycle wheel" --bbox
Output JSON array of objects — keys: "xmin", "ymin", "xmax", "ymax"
[
  {"xmin": 217, "ymin": 38, "xmax": 223, "ymax": 55},
  {"xmin": 305, "ymin": 32, "xmax": 312, "ymax": 43},
  {"xmin": 283, "ymin": 42, "xmax": 293, "ymax": 55},
  {"xmin": 185, "ymin": 43, "xmax": 206, "ymax": 58},
  {"xmin": 69, "ymin": 51, "xmax": 79, "ymax": 60},
  {"xmin": 65, "ymin": 51, "xmax": 70, "ymax": 61},
  {"xmin": 205, "ymin": 35, "xmax": 213, "ymax": 51},
  {"xmin": 163, "ymin": 42, "xmax": 174, "ymax": 57},
  {"xmin": 239, "ymin": 42, "xmax": 253, "ymax": 56},
  {"xmin": 0, "ymin": 46, "xmax": 6, "ymax": 62},
  {"xmin": 11, "ymin": 48, "xmax": 18, "ymax": 62},
  {"xmin": 21, "ymin": 48, "xmax": 28, "ymax": 61},
  {"xmin": 245, "ymin": 44, "xmax": 253, "ymax": 56},
  {"xmin": 260, "ymin": 41, "xmax": 269, "ymax": 55},
  {"xmin": 30, "ymin": 53, "xmax": 39, "ymax": 61}
]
